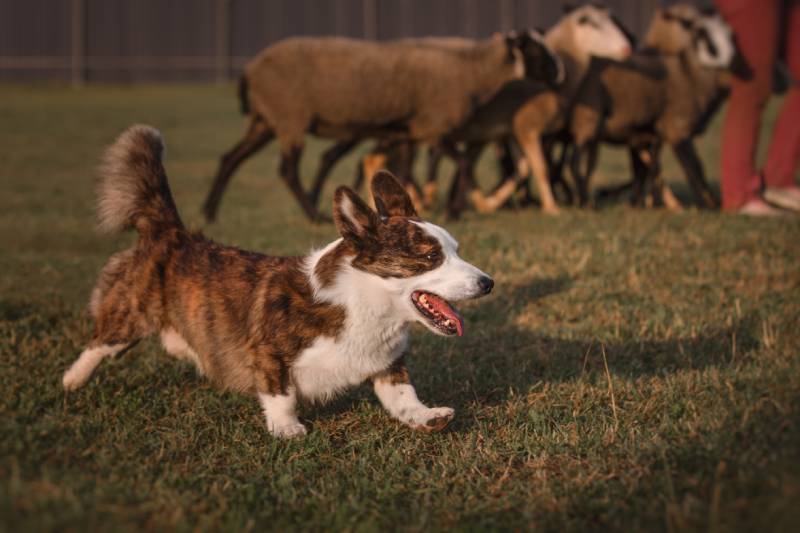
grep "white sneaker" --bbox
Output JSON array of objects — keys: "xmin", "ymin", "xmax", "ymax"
[
  {"xmin": 764, "ymin": 186, "xmax": 800, "ymax": 212},
  {"xmin": 738, "ymin": 199, "xmax": 788, "ymax": 217}
]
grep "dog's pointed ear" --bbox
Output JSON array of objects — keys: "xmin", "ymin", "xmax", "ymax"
[
  {"xmin": 333, "ymin": 186, "xmax": 379, "ymax": 244},
  {"xmin": 371, "ymin": 170, "xmax": 418, "ymax": 218}
]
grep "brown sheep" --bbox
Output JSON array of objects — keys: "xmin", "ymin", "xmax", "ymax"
[
  {"xmin": 568, "ymin": 4, "xmax": 753, "ymax": 208},
  {"xmin": 426, "ymin": 3, "xmax": 635, "ymax": 218},
  {"xmin": 202, "ymin": 33, "xmax": 558, "ymax": 222}
]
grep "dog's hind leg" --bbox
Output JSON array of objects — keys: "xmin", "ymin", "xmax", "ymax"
[
  {"xmin": 66, "ymin": 261, "xmax": 157, "ymax": 391},
  {"xmin": 371, "ymin": 358, "xmax": 454, "ymax": 432},
  {"xmin": 62, "ymin": 341, "xmax": 136, "ymax": 391},
  {"xmin": 160, "ymin": 328, "xmax": 205, "ymax": 375}
]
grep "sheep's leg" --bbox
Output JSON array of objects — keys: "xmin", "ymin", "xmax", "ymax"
[
  {"xmin": 362, "ymin": 152, "xmax": 389, "ymax": 210},
  {"xmin": 672, "ymin": 140, "xmax": 720, "ymax": 209},
  {"xmin": 309, "ymin": 139, "xmax": 359, "ymax": 208},
  {"xmin": 444, "ymin": 142, "xmax": 472, "ymax": 220},
  {"xmin": 280, "ymin": 145, "xmax": 326, "ymax": 223},
  {"xmin": 423, "ymin": 145, "xmax": 444, "ymax": 208},
  {"xmin": 509, "ymin": 140, "xmax": 539, "ymax": 208},
  {"xmin": 461, "ymin": 142, "xmax": 510, "ymax": 214},
  {"xmin": 555, "ymin": 144, "xmax": 575, "ymax": 206},
  {"xmin": 645, "ymin": 144, "xmax": 663, "ymax": 208},
  {"xmin": 491, "ymin": 139, "xmax": 535, "ymax": 209},
  {"xmin": 203, "ymin": 117, "xmax": 274, "ymax": 222},
  {"xmin": 485, "ymin": 139, "xmax": 517, "ymax": 195},
  {"xmin": 470, "ymin": 141, "xmax": 524, "ymax": 214},
  {"xmin": 547, "ymin": 139, "xmax": 574, "ymax": 206},
  {"xmin": 517, "ymin": 130, "xmax": 559, "ymax": 214},
  {"xmin": 570, "ymin": 141, "xmax": 598, "ymax": 208},
  {"xmin": 393, "ymin": 142, "xmax": 425, "ymax": 213},
  {"xmin": 353, "ymin": 157, "xmax": 366, "ymax": 191},
  {"xmin": 629, "ymin": 147, "xmax": 650, "ymax": 207}
]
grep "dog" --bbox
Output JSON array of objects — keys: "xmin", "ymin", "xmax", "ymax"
[{"xmin": 62, "ymin": 125, "xmax": 494, "ymax": 438}]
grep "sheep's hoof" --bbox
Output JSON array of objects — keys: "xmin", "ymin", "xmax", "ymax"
[{"xmin": 542, "ymin": 206, "xmax": 561, "ymax": 215}]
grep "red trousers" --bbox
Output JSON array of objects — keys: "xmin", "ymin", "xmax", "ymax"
[{"xmin": 716, "ymin": 0, "xmax": 800, "ymax": 209}]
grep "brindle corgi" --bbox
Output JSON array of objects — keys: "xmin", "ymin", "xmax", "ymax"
[{"xmin": 63, "ymin": 125, "xmax": 494, "ymax": 438}]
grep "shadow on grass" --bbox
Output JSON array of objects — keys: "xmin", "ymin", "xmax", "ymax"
[
  {"xmin": 306, "ymin": 274, "xmax": 761, "ymax": 430},
  {"xmin": 444, "ymin": 275, "xmax": 760, "ymax": 410},
  {"xmin": 593, "ymin": 179, "xmax": 722, "ymax": 210}
]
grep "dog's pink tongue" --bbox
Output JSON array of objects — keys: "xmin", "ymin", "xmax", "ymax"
[{"xmin": 429, "ymin": 295, "xmax": 464, "ymax": 337}]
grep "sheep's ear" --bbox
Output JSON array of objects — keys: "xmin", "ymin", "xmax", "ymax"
[
  {"xmin": 333, "ymin": 186, "xmax": 379, "ymax": 244},
  {"xmin": 371, "ymin": 170, "xmax": 417, "ymax": 218}
]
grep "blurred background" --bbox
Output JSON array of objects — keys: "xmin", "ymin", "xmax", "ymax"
[{"xmin": 1, "ymin": 0, "xmax": 702, "ymax": 83}]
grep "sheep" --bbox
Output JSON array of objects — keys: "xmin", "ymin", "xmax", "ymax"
[
  {"xmin": 567, "ymin": 4, "xmax": 753, "ymax": 209},
  {"xmin": 300, "ymin": 31, "xmax": 564, "ymax": 215},
  {"xmin": 201, "ymin": 32, "xmax": 561, "ymax": 223},
  {"xmin": 421, "ymin": 3, "xmax": 635, "ymax": 218}
]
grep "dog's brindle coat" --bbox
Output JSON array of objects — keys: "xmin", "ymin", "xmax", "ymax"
[{"xmin": 63, "ymin": 125, "xmax": 493, "ymax": 438}]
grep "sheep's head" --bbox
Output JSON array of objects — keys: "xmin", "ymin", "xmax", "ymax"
[
  {"xmin": 508, "ymin": 30, "xmax": 564, "ymax": 87},
  {"xmin": 646, "ymin": 5, "xmax": 752, "ymax": 81},
  {"xmin": 555, "ymin": 4, "xmax": 634, "ymax": 62},
  {"xmin": 694, "ymin": 12, "xmax": 753, "ymax": 80},
  {"xmin": 644, "ymin": 4, "xmax": 700, "ymax": 54}
]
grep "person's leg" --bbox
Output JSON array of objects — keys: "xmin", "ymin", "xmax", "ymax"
[
  {"xmin": 762, "ymin": 0, "xmax": 800, "ymax": 210},
  {"xmin": 716, "ymin": 0, "xmax": 778, "ymax": 210}
]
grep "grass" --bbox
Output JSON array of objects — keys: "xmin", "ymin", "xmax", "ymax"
[{"xmin": 1, "ymin": 84, "xmax": 799, "ymax": 532}]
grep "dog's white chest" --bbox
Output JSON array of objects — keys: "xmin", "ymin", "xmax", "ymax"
[{"xmin": 291, "ymin": 323, "xmax": 408, "ymax": 401}]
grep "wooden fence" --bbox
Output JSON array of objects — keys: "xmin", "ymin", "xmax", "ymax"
[{"xmin": 1, "ymin": 0, "xmax": 688, "ymax": 83}]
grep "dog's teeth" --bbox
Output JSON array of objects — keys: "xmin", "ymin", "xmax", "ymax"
[{"xmin": 420, "ymin": 294, "xmax": 427, "ymax": 304}]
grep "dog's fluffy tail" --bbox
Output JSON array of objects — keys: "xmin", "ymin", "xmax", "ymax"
[{"xmin": 97, "ymin": 125, "xmax": 184, "ymax": 237}]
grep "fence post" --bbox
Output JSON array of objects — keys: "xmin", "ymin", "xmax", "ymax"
[
  {"xmin": 215, "ymin": 0, "xmax": 231, "ymax": 83},
  {"xmin": 70, "ymin": 0, "xmax": 86, "ymax": 86}
]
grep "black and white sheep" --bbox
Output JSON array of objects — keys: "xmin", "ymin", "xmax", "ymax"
[
  {"xmin": 427, "ymin": 3, "xmax": 636, "ymax": 217},
  {"xmin": 567, "ymin": 4, "xmax": 752, "ymax": 208}
]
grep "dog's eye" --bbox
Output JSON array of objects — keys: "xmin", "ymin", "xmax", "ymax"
[{"xmin": 426, "ymin": 251, "xmax": 440, "ymax": 262}]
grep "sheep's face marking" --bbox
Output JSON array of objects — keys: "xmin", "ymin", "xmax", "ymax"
[
  {"xmin": 518, "ymin": 30, "xmax": 565, "ymax": 87},
  {"xmin": 694, "ymin": 15, "xmax": 736, "ymax": 70},
  {"xmin": 503, "ymin": 33, "xmax": 527, "ymax": 80},
  {"xmin": 330, "ymin": 171, "xmax": 493, "ymax": 337},
  {"xmin": 570, "ymin": 5, "xmax": 632, "ymax": 61}
]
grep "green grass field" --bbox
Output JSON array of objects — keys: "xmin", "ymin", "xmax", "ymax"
[{"xmin": 1, "ymin": 84, "xmax": 799, "ymax": 531}]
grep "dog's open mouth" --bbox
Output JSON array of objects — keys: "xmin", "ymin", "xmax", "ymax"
[{"xmin": 411, "ymin": 290, "xmax": 464, "ymax": 337}]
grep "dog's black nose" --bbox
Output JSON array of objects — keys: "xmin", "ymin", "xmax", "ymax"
[{"xmin": 477, "ymin": 276, "xmax": 494, "ymax": 295}]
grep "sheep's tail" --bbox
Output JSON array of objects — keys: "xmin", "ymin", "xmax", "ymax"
[
  {"xmin": 97, "ymin": 124, "xmax": 184, "ymax": 238},
  {"xmin": 238, "ymin": 75, "xmax": 249, "ymax": 114}
]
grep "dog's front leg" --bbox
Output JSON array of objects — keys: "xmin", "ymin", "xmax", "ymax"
[
  {"xmin": 258, "ymin": 386, "xmax": 306, "ymax": 439},
  {"xmin": 372, "ymin": 357, "xmax": 454, "ymax": 432}
]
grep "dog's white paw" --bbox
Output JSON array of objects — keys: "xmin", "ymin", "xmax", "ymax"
[
  {"xmin": 271, "ymin": 422, "xmax": 308, "ymax": 439},
  {"xmin": 404, "ymin": 406, "xmax": 455, "ymax": 432},
  {"xmin": 62, "ymin": 367, "xmax": 89, "ymax": 391}
]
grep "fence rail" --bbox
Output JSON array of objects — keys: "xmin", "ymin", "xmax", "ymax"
[{"xmin": 1, "ymin": 0, "xmax": 678, "ymax": 83}]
